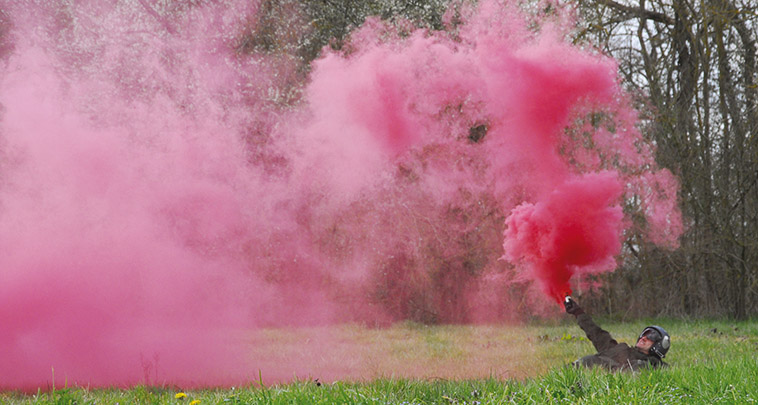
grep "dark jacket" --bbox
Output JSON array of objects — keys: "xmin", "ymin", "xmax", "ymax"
[{"xmin": 574, "ymin": 313, "xmax": 666, "ymax": 371}]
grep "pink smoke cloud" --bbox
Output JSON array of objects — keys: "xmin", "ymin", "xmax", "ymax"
[
  {"xmin": 0, "ymin": 0, "xmax": 682, "ymax": 390},
  {"xmin": 503, "ymin": 172, "xmax": 625, "ymax": 302}
]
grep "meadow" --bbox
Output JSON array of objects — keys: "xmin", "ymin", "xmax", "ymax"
[{"xmin": 2, "ymin": 318, "xmax": 756, "ymax": 404}]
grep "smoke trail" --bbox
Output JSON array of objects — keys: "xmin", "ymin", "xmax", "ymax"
[
  {"xmin": 503, "ymin": 172, "xmax": 625, "ymax": 302},
  {"xmin": 0, "ymin": 0, "xmax": 682, "ymax": 389}
]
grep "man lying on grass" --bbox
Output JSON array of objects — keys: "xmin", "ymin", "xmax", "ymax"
[{"xmin": 564, "ymin": 296, "xmax": 670, "ymax": 371}]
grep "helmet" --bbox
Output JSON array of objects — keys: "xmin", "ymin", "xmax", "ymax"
[{"xmin": 638, "ymin": 325, "xmax": 670, "ymax": 358}]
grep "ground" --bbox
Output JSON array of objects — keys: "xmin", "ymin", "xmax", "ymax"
[{"xmin": 2, "ymin": 318, "xmax": 757, "ymax": 403}]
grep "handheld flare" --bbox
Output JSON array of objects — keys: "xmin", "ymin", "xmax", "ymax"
[{"xmin": 553, "ymin": 290, "xmax": 572, "ymax": 306}]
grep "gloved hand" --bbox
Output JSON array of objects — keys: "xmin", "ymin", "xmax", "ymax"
[{"xmin": 564, "ymin": 296, "xmax": 584, "ymax": 316}]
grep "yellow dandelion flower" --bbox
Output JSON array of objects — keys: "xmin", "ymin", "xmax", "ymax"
[
  {"xmin": 189, "ymin": 400, "xmax": 201, "ymax": 405},
  {"xmin": 175, "ymin": 392, "xmax": 187, "ymax": 399}
]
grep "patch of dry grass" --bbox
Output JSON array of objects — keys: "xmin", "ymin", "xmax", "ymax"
[
  {"xmin": 4, "ymin": 319, "xmax": 758, "ymax": 403},
  {"xmin": 247, "ymin": 322, "xmax": 572, "ymax": 385}
]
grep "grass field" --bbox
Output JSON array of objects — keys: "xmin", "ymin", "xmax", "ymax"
[{"xmin": 2, "ymin": 318, "xmax": 757, "ymax": 404}]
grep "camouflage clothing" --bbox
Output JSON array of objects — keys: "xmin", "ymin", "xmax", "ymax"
[{"xmin": 573, "ymin": 313, "xmax": 666, "ymax": 371}]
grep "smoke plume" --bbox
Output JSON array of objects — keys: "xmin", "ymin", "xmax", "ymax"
[{"xmin": 0, "ymin": 0, "xmax": 681, "ymax": 389}]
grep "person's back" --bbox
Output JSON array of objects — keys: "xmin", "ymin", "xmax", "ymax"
[{"xmin": 564, "ymin": 296, "xmax": 669, "ymax": 371}]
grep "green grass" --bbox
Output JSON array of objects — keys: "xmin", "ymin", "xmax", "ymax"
[{"xmin": 2, "ymin": 318, "xmax": 757, "ymax": 404}]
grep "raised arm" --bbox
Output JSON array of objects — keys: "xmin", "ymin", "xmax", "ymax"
[{"xmin": 564, "ymin": 296, "xmax": 619, "ymax": 353}]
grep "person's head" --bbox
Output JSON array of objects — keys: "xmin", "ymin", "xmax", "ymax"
[{"xmin": 636, "ymin": 326, "xmax": 670, "ymax": 358}]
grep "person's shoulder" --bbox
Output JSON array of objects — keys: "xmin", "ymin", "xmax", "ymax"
[{"xmin": 611, "ymin": 342, "xmax": 631, "ymax": 351}]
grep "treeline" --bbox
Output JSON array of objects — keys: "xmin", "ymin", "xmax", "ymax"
[
  {"xmin": 205, "ymin": 0, "xmax": 758, "ymax": 320},
  {"xmin": 3, "ymin": 0, "xmax": 754, "ymax": 320},
  {"xmin": 294, "ymin": 0, "xmax": 757, "ymax": 320},
  {"xmin": 575, "ymin": 0, "xmax": 758, "ymax": 319}
]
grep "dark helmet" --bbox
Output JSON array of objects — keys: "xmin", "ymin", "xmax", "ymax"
[{"xmin": 638, "ymin": 325, "xmax": 671, "ymax": 358}]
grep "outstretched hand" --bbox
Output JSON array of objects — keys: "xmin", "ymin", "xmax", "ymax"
[{"xmin": 564, "ymin": 296, "xmax": 584, "ymax": 316}]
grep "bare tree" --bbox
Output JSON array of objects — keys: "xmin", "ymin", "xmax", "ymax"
[{"xmin": 576, "ymin": 0, "xmax": 758, "ymax": 319}]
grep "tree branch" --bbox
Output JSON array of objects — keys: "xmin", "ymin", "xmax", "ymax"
[{"xmin": 594, "ymin": 0, "xmax": 675, "ymax": 25}]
